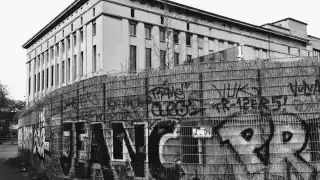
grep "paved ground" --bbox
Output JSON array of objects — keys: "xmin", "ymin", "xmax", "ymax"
[{"xmin": 0, "ymin": 142, "xmax": 30, "ymax": 180}]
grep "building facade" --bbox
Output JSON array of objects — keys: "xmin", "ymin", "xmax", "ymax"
[
  {"xmin": 23, "ymin": 0, "xmax": 320, "ymax": 105},
  {"xmin": 19, "ymin": 1, "xmax": 320, "ymax": 179}
]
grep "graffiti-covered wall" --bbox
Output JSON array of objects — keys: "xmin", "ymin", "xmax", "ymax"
[{"xmin": 18, "ymin": 60, "xmax": 320, "ymax": 180}]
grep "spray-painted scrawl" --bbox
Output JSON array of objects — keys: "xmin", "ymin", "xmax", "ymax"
[
  {"xmin": 17, "ymin": 60, "xmax": 320, "ymax": 180},
  {"xmin": 215, "ymin": 111, "xmax": 317, "ymax": 180}
]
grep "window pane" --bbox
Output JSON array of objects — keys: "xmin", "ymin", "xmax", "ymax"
[
  {"xmin": 145, "ymin": 26, "xmax": 151, "ymax": 39},
  {"xmin": 146, "ymin": 48, "xmax": 152, "ymax": 69},
  {"xmin": 160, "ymin": 50, "xmax": 166, "ymax": 69},
  {"xmin": 187, "ymin": 34, "xmax": 192, "ymax": 46},
  {"xmin": 174, "ymin": 31, "xmax": 179, "ymax": 43},
  {"xmin": 160, "ymin": 29, "xmax": 165, "ymax": 41},
  {"xmin": 130, "ymin": 45, "xmax": 136, "ymax": 72},
  {"xmin": 174, "ymin": 52, "xmax": 179, "ymax": 66},
  {"xmin": 198, "ymin": 36, "xmax": 203, "ymax": 49},
  {"xmin": 93, "ymin": 45, "xmax": 97, "ymax": 72}
]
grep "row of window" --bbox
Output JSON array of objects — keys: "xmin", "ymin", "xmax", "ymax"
[
  {"xmin": 314, "ymin": 49, "xmax": 320, "ymax": 58},
  {"xmin": 30, "ymin": 22, "xmax": 96, "ymax": 73},
  {"xmin": 130, "ymin": 22, "xmax": 233, "ymax": 49},
  {"xmin": 29, "ymin": 45, "xmax": 97, "ymax": 95},
  {"xmin": 129, "ymin": 45, "xmax": 192, "ymax": 72},
  {"xmin": 29, "ymin": 6, "xmax": 96, "ymax": 51}
]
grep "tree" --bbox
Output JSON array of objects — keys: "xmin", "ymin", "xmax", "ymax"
[
  {"xmin": 151, "ymin": 0, "xmax": 187, "ymax": 70},
  {"xmin": 0, "ymin": 83, "xmax": 10, "ymax": 109},
  {"xmin": 0, "ymin": 82, "xmax": 25, "ymax": 126}
]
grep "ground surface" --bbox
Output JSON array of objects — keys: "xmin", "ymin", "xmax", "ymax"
[{"xmin": 0, "ymin": 141, "xmax": 30, "ymax": 180}]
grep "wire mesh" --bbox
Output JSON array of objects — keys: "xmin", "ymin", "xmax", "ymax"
[{"xmin": 18, "ymin": 58, "xmax": 320, "ymax": 180}]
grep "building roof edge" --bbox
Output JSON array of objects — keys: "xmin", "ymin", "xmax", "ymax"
[
  {"xmin": 22, "ymin": 0, "xmax": 88, "ymax": 49},
  {"xmin": 22, "ymin": 0, "xmax": 310, "ymax": 49}
]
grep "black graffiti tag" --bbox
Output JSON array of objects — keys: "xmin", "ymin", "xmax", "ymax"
[
  {"xmin": 214, "ymin": 111, "xmax": 317, "ymax": 179},
  {"xmin": 289, "ymin": 79, "xmax": 320, "ymax": 97}
]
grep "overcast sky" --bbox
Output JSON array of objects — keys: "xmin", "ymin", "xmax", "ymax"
[{"xmin": 0, "ymin": 0, "xmax": 319, "ymax": 101}]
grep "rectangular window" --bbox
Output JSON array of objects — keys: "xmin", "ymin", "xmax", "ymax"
[
  {"xmin": 129, "ymin": 22, "xmax": 136, "ymax": 36},
  {"xmin": 160, "ymin": 50, "xmax": 166, "ymax": 69},
  {"xmin": 130, "ymin": 45, "xmax": 137, "ymax": 72},
  {"xmin": 56, "ymin": 64, "xmax": 59, "ymax": 85},
  {"xmin": 34, "ymin": 74, "xmax": 36, "ymax": 93},
  {"xmin": 67, "ymin": 58, "xmax": 70, "ymax": 82},
  {"xmin": 67, "ymin": 36, "xmax": 70, "ymax": 50},
  {"xmin": 314, "ymin": 49, "xmax": 320, "ymax": 58},
  {"xmin": 186, "ymin": 33, "xmax": 192, "ymax": 46},
  {"xmin": 93, "ymin": 45, "xmax": 97, "ymax": 72},
  {"xmin": 34, "ymin": 59, "xmax": 36, "ymax": 71},
  {"xmin": 73, "ymin": 55, "xmax": 77, "ymax": 80},
  {"xmin": 255, "ymin": 48, "xmax": 260, "ymax": 59},
  {"xmin": 46, "ymin": 50, "xmax": 49, "ymax": 63},
  {"xmin": 62, "ymin": 61, "xmax": 65, "ymax": 83},
  {"xmin": 187, "ymin": 55, "xmax": 192, "ymax": 63},
  {"xmin": 81, "ymin": 17, "xmax": 83, "ymax": 25},
  {"xmin": 41, "ymin": 70, "xmax": 44, "ymax": 90},
  {"xmin": 80, "ymin": 28, "xmax": 84, "ymax": 42},
  {"xmin": 37, "ymin": 55, "xmax": 40, "ymax": 68},
  {"xmin": 209, "ymin": 38, "xmax": 214, "ymax": 52},
  {"xmin": 198, "ymin": 36, "xmax": 204, "ymax": 49},
  {"xmin": 146, "ymin": 48, "xmax": 152, "ymax": 69},
  {"xmin": 62, "ymin": 41, "xmax": 65, "ymax": 53},
  {"xmin": 160, "ymin": 29, "xmax": 165, "ymax": 42},
  {"xmin": 71, "ymin": 23, "xmax": 73, "ymax": 31},
  {"xmin": 28, "ymin": 77, "xmax": 31, "ymax": 95},
  {"xmin": 29, "ymin": 63, "xmax": 31, "ymax": 72},
  {"xmin": 161, "ymin": 16, "xmax": 164, "ymax": 24},
  {"xmin": 145, "ymin": 25, "xmax": 152, "ymax": 39},
  {"xmin": 288, "ymin": 46, "xmax": 291, "ymax": 54},
  {"xmin": 51, "ymin": 65, "xmax": 54, "ymax": 86},
  {"xmin": 93, "ymin": 7, "xmax": 95, "ymax": 16},
  {"xmin": 56, "ymin": 44, "xmax": 59, "ymax": 56},
  {"xmin": 173, "ymin": 30, "xmax": 179, "ymax": 44},
  {"xmin": 218, "ymin": 40, "xmax": 224, "ymax": 51},
  {"xmin": 37, "ymin": 72, "xmax": 40, "ymax": 92},
  {"xmin": 46, "ymin": 68, "xmax": 49, "ymax": 88},
  {"xmin": 51, "ymin": 47, "xmax": 54, "ymax": 59},
  {"xmin": 187, "ymin": 23, "xmax": 190, "ymax": 30},
  {"xmin": 92, "ymin": 21, "xmax": 96, "ymax": 36},
  {"xmin": 298, "ymin": 49, "xmax": 301, "ymax": 56},
  {"xmin": 262, "ymin": 49, "xmax": 268, "ymax": 59},
  {"xmin": 73, "ymin": 33, "xmax": 77, "ymax": 47},
  {"xmin": 174, "ymin": 52, "xmax": 179, "ymax": 66},
  {"xmin": 80, "ymin": 52, "xmax": 83, "ymax": 77},
  {"xmin": 131, "ymin": 8, "xmax": 135, "ymax": 18}
]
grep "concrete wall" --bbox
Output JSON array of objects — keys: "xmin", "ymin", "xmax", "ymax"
[{"xmin": 18, "ymin": 59, "xmax": 320, "ymax": 180}]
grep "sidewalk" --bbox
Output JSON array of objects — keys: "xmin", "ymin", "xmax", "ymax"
[{"xmin": 0, "ymin": 142, "xmax": 30, "ymax": 180}]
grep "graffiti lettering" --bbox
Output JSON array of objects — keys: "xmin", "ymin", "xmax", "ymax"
[
  {"xmin": 212, "ymin": 83, "xmax": 254, "ymax": 98},
  {"xmin": 148, "ymin": 82, "xmax": 191, "ymax": 100},
  {"xmin": 289, "ymin": 79, "xmax": 320, "ymax": 97},
  {"xmin": 149, "ymin": 82, "xmax": 202, "ymax": 117},
  {"xmin": 215, "ymin": 111, "xmax": 317, "ymax": 179},
  {"xmin": 211, "ymin": 95, "xmax": 287, "ymax": 113},
  {"xmin": 106, "ymin": 96, "xmax": 146, "ymax": 121}
]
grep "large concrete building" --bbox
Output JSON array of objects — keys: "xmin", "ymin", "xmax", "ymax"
[{"xmin": 22, "ymin": 0, "xmax": 320, "ymax": 105}]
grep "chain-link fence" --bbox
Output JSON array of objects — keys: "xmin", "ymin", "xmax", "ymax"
[{"xmin": 18, "ymin": 58, "xmax": 320, "ymax": 180}]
